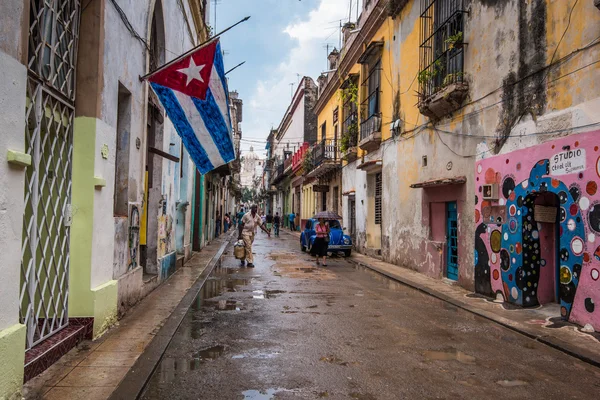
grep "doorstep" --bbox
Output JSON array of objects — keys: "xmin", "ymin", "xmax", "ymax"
[
  {"xmin": 22, "ymin": 232, "xmax": 234, "ymax": 400},
  {"xmin": 347, "ymin": 251, "xmax": 600, "ymax": 368}
]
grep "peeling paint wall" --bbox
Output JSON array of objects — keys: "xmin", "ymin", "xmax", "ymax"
[{"xmin": 338, "ymin": 0, "xmax": 600, "ymax": 292}]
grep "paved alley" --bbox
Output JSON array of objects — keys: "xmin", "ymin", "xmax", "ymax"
[{"xmin": 138, "ymin": 232, "xmax": 600, "ymax": 400}]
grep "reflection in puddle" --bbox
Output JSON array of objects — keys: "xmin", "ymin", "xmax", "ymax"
[
  {"xmin": 423, "ymin": 349, "xmax": 476, "ymax": 364},
  {"xmin": 242, "ymin": 388, "xmax": 287, "ymax": 399},
  {"xmin": 193, "ymin": 345, "xmax": 225, "ymax": 360}
]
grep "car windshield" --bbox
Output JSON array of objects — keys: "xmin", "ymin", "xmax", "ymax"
[{"xmin": 328, "ymin": 220, "xmax": 341, "ymax": 229}]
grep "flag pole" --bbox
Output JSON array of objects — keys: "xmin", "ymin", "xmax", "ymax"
[
  {"xmin": 225, "ymin": 61, "xmax": 246, "ymax": 75},
  {"xmin": 140, "ymin": 16, "xmax": 251, "ymax": 81}
]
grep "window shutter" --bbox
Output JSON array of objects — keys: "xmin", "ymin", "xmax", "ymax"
[{"xmin": 375, "ymin": 173, "xmax": 382, "ymax": 225}]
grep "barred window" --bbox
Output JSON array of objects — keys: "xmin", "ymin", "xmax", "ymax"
[
  {"xmin": 375, "ymin": 173, "xmax": 382, "ymax": 225},
  {"xmin": 28, "ymin": 0, "xmax": 80, "ymax": 100},
  {"xmin": 419, "ymin": 0, "xmax": 467, "ymax": 99}
]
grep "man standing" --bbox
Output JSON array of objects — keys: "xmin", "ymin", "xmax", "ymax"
[
  {"xmin": 273, "ymin": 212, "xmax": 281, "ymax": 237},
  {"xmin": 289, "ymin": 212, "xmax": 296, "ymax": 232},
  {"xmin": 238, "ymin": 205, "xmax": 271, "ymax": 267}
]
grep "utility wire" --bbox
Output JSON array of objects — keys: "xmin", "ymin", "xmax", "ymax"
[{"xmin": 543, "ymin": 0, "xmax": 580, "ymax": 85}]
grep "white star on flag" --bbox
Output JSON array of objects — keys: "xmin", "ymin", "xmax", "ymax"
[{"xmin": 177, "ymin": 57, "xmax": 205, "ymax": 86}]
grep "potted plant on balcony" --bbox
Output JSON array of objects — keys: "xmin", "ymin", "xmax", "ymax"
[
  {"xmin": 302, "ymin": 149, "xmax": 313, "ymax": 175},
  {"xmin": 445, "ymin": 31, "xmax": 463, "ymax": 50},
  {"xmin": 340, "ymin": 123, "xmax": 358, "ymax": 162}
]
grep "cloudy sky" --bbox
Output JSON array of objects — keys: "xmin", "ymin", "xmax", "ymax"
[{"xmin": 216, "ymin": 0, "xmax": 361, "ymax": 158}]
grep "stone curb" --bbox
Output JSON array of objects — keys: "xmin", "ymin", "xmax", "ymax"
[
  {"xmin": 108, "ymin": 232, "xmax": 235, "ymax": 400},
  {"xmin": 345, "ymin": 258, "xmax": 600, "ymax": 369}
]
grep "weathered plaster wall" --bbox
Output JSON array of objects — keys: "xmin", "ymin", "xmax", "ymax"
[
  {"xmin": 0, "ymin": 50, "xmax": 26, "ymax": 332},
  {"xmin": 0, "ymin": 44, "xmax": 28, "ymax": 399}
]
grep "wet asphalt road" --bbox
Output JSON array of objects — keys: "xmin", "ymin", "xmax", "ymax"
[{"xmin": 140, "ymin": 232, "xmax": 600, "ymax": 399}]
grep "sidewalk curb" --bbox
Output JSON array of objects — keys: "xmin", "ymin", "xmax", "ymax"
[
  {"xmin": 346, "ymin": 257, "xmax": 600, "ymax": 369},
  {"xmin": 109, "ymin": 232, "xmax": 235, "ymax": 400}
]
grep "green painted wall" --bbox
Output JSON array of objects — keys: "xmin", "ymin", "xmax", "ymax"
[
  {"xmin": 70, "ymin": 117, "xmax": 117, "ymax": 335},
  {"xmin": 0, "ymin": 324, "xmax": 26, "ymax": 399}
]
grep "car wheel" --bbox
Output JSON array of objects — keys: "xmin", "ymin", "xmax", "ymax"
[{"xmin": 344, "ymin": 250, "xmax": 352, "ymax": 257}]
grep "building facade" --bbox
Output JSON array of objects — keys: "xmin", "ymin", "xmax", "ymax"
[
  {"xmin": 0, "ymin": 0, "xmax": 240, "ymax": 396},
  {"xmin": 270, "ymin": 77, "xmax": 319, "ymax": 227},
  {"xmin": 312, "ymin": 0, "xmax": 600, "ymax": 331}
]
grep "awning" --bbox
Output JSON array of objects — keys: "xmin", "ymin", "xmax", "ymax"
[
  {"xmin": 357, "ymin": 159, "xmax": 382, "ymax": 173},
  {"xmin": 410, "ymin": 176, "xmax": 466, "ymax": 189}
]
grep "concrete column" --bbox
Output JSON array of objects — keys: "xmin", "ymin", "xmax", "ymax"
[{"xmin": 0, "ymin": 0, "xmax": 30, "ymax": 397}]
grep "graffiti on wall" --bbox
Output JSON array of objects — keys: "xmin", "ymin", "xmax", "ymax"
[
  {"xmin": 474, "ymin": 131, "xmax": 600, "ymax": 330},
  {"xmin": 128, "ymin": 205, "xmax": 140, "ymax": 271}
]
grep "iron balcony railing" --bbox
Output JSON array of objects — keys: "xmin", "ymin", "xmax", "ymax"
[
  {"xmin": 342, "ymin": 112, "xmax": 358, "ymax": 148},
  {"xmin": 312, "ymin": 139, "xmax": 340, "ymax": 167},
  {"xmin": 360, "ymin": 113, "xmax": 381, "ymax": 142}
]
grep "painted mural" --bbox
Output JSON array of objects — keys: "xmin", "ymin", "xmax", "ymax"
[{"xmin": 474, "ymin": 131, "xmax": 600, "ymax": 330}]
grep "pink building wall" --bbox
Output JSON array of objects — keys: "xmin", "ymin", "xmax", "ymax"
[{"xmin": 474, "ymin": 130, "xmax": 600, "ymax": 330}]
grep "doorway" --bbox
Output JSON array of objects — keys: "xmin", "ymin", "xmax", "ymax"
[
  {"xmin": 446, "ymin": 202, "xmax": 458, "ymax": 281},
  {"xmin": 531, "ymin": 192, "xmax": 560, "ymax": 305}
]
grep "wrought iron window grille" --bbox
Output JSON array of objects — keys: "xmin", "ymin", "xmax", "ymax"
[{"xmin": 418, "ymin": 0, "xmax": 468, "ymax": 100}]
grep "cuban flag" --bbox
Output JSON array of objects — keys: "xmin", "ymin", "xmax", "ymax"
[{"xmin": 148, "ymin": 39, "xmax": 235, "ymax": 174}]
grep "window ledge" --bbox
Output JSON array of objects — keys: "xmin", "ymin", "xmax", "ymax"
[{"xmin": 418, "ymin": 81, "xmax": 469, "ymax": 120}]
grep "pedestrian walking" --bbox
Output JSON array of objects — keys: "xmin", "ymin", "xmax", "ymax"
[
  {"xmin": 310, "ymin": 218, "xmax": 330, "ymax": 266},
  {"xmin": 266, "ymin": 211, "xmax": 273, "ymax": 232},
  {"xmin": 224, "ymin": 213, "xmax": 230, "ymax": 232},
  {"xmin": 238, "ymin": 205, "xmax": 271, "ymax": 267},
  {"xmin": 237, "ymin": 208, "xmax": 245, "ymax": 228},
  {"xmin": 273, "ymin": 212, "xmax": 281, "ymax": 237},
  {"xmin": 289, "ymin": 212, "xmax": 296, "ymax": 232}
]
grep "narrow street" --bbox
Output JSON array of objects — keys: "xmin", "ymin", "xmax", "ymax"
[{"xmin": 140, "ymin": 232, "xmax": 600, "ymax": 400}]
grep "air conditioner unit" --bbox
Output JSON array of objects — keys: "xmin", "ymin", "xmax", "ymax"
[{"xmin": 482, "ymin": 184, "xmax": 498, "ymax": 200}]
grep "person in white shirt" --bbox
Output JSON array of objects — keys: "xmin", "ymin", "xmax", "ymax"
[{"xmin": 238, "ymin": 205, "xmax": 270, "ymax": 267}]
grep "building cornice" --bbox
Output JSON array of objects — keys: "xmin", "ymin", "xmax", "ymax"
[{"xmin": 313, "ymin": 0, "xmax": 389, "ymax": 115}]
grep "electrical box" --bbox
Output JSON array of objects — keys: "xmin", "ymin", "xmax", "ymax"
[{"xmin": 482, "ymin": 184, "xmax": 499, "ymax": 200}]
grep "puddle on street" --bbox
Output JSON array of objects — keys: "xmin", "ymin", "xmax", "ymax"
[
  {"xmin": 242, "ymin": 388, "xmax": 288, "ymax": 399},
  {"xmin": 496, "ymin": 379, "xmax": 529, "ymax": 387},
  {"xmin": 193, "ymin": 345, "xmax": 225, "ymax": 360},
  {"xmin": 253, "ymin": 290, "xmax": 265, "ymax": 299},
  {"xmin": 266, "ymin": 290, "xmax": 286, "ymax": 298},
  {"xmin": 232, "ymin": 351, "xmax": 280, "ymax": 360},
  {"xmin": 423, "ymin": 349, "xmax": 476, "ymax": 364}
]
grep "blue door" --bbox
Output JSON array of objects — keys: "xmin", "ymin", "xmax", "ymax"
[{"xmin": 446, "ymin": 202, "xmax": 459, "ymax": 281}]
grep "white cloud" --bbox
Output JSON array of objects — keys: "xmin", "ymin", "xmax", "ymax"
[{"xmin": 241, "ymin": 0, "xmax": 350, "ymax": 154}]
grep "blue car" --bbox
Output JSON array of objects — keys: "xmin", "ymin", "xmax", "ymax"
[{"xmin": 300, "ymin": 219, "xmax": 352, "ymax": 256}]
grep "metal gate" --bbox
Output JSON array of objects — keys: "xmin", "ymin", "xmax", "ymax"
[
  {"xmin": 446, "ymin": 202, "xmax": 459, "ymax": 281},
  {"xmin": 20, "ymin": 0, "xmax": 80, "ymax": 349}
]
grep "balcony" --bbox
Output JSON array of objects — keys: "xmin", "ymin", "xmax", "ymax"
[
  {"xmin": 341, "ymin": 112, "xmax": 358, "ymax": 162},
  {"xmin": 270, "ymin": 162, "xmax": 285, "ymax": 185},
  {"xmin": 359, "ymin": 113, "xmax": 382, "ymax": 152},
  {"xmin": 306, "ymin": 139, "xmax": 341, "ymax": 179},
  {"xmin": 283, "ymin": 154, "xmax": 293, "ymax": 174},
  {"xmin": 292, "ymin": 143, "xmax": 310, "ymax": 174}
]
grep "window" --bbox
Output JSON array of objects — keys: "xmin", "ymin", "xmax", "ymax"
[
  {"xmin": 375, "ymin": 173, "xmax": 382, "ymax": 225},
  {"xmin": 361, "ymin": 57, "xmax": 381, "ymax": 121},
  {"xmin": 114, "ymin": 84, "xmax": 132, "ymax": 216},
  {"xmin": 321, "ymin": 122, "xmax": 326, "ymax": 141},
  {"xmin": 419, "ymin": 0, "xmax": 466, "ymax": 99}
]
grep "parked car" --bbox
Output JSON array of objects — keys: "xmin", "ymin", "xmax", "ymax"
[{"xmin": 300, "ymin": 219, "xmax": 352, "ymax": 256}]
